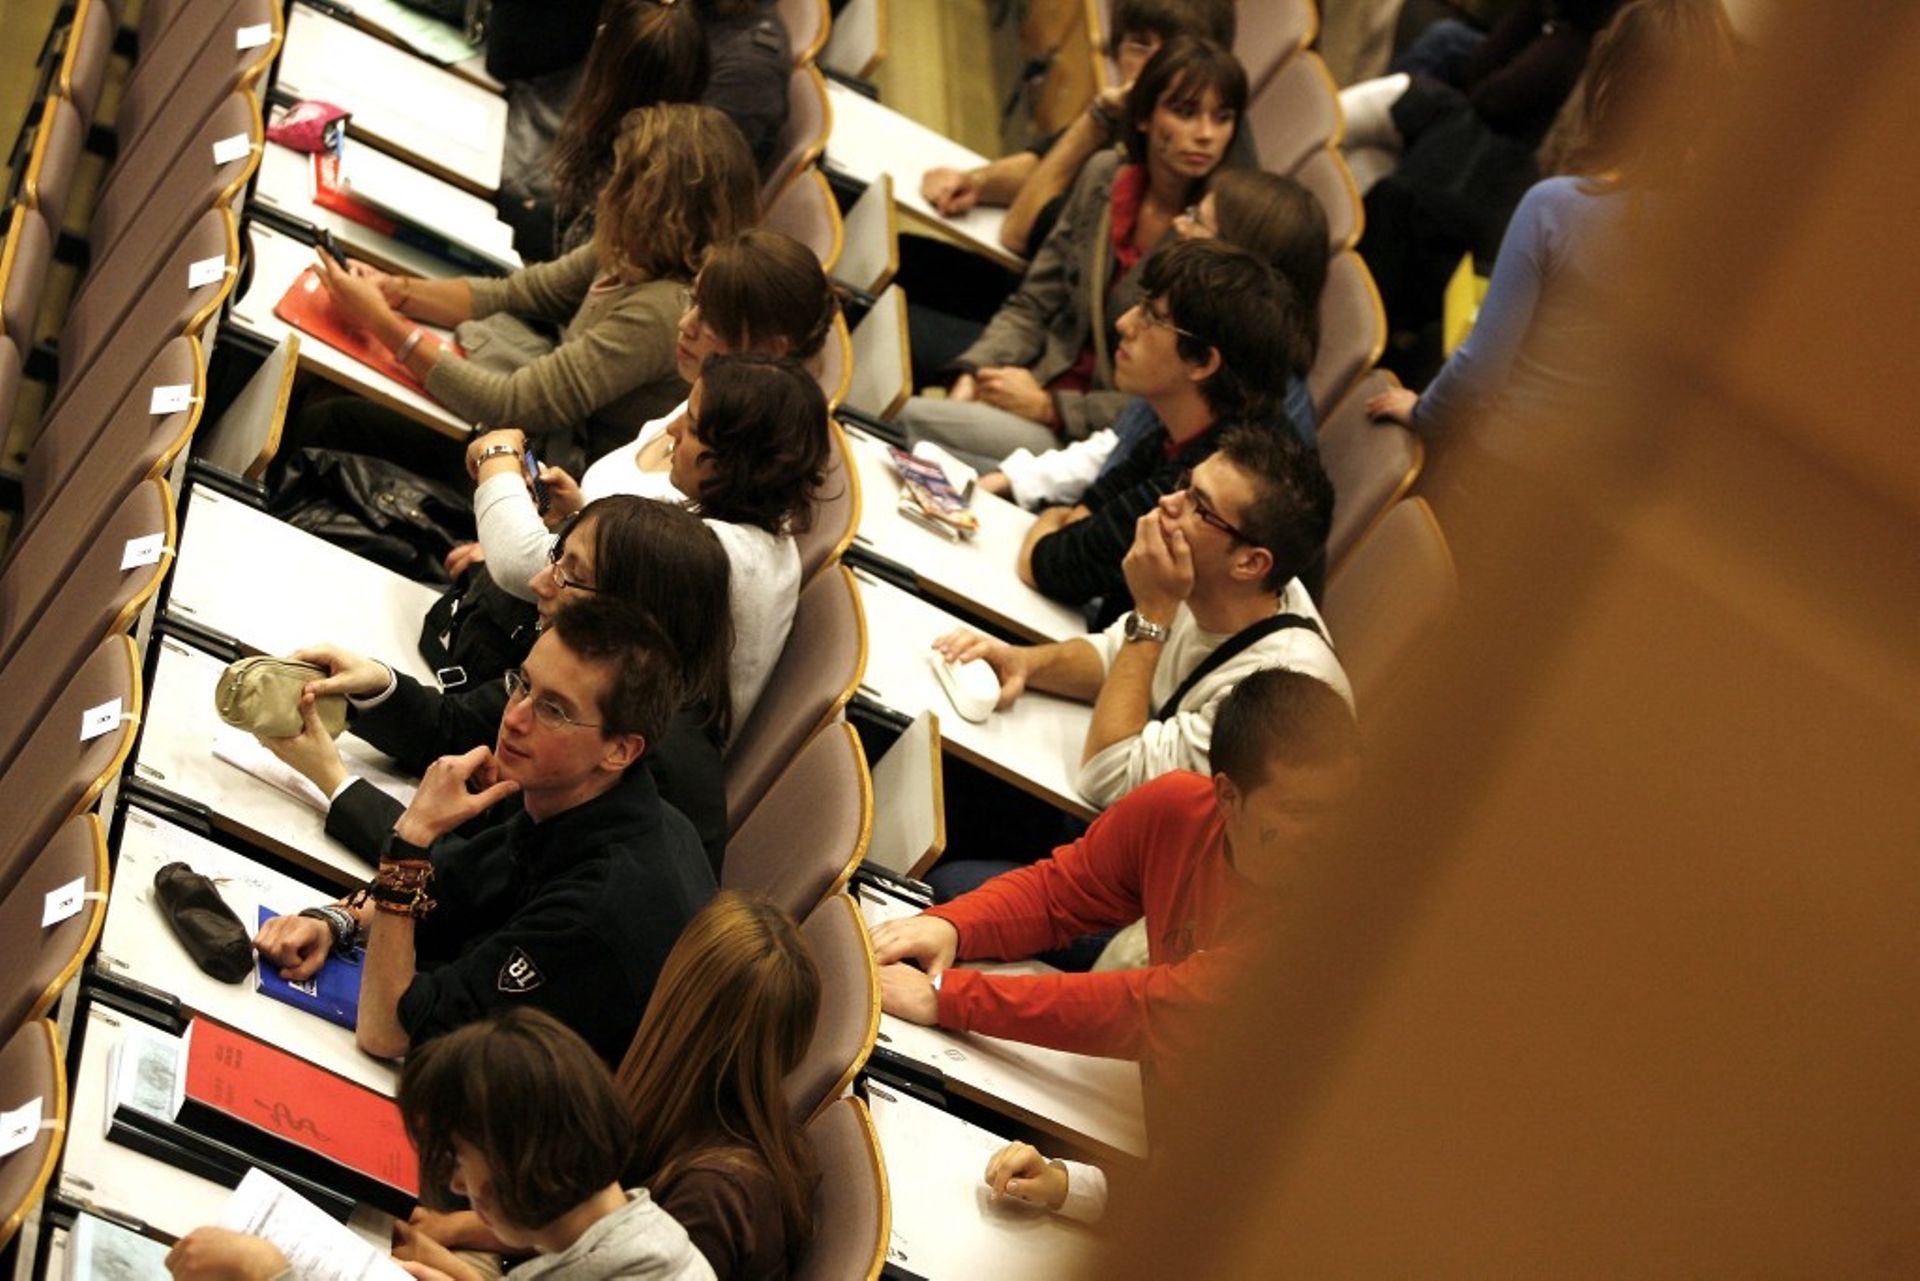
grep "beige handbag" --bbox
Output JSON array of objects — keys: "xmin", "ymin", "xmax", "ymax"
[{"xmin": 214, "ymin": 656, "xmax": 348, "ymax": 738}]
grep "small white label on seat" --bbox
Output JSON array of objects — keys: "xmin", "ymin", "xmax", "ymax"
[
  {"xmin": 122, "ymin": 533, "xmax": 166, "ymax": 569},
  {"xmin": 151, "ymin": 384, "xmax": 193, "ymax": 414},
  {"xmin": 188, "ymin": 256, "xmax": 228, "ymax": 288},
  {"xmin": 0, "ymin": 1098, "xmax": 41, "ymax": 1158},
  {"xmin": 81, "ymin": 698, "xmax": 123, "ymax": 741},
  {"xmin": 43, "ymin": 878, "xmax": 86, "ymax": 927},
  {"xmin": 236, "ymin": 22, "xmax": 273, "ymax": 49},
  {"xmin": 212, "ymin": 133, "xmax": 253, "ymax": 165}
]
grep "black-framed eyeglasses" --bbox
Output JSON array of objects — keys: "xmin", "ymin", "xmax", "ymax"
[
  {"xmin": 503, "ymin": 668, "xmax": 602, "ymax": 730},
  {"xmin": 1175, "ymin": 468, "xmax": 1251, "ymax": 543},
  {"xmin": 1139, "ymin": 300, "xmax": 1198, "ymax": 342},
  {"xmin": 546, "ymin": 524, "xmax": 600, "ymax": 593}
]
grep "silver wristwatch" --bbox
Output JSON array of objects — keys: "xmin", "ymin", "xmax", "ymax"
[{"xmin": 1123, "ymin": 611, "xmax": 1170, "ymax": 644}]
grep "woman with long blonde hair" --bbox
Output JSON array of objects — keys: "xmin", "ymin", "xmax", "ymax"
[{"xmin": 296, "ymin": 102, "xmax": 760, "ymax": 475}]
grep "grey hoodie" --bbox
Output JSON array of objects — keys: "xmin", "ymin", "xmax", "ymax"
[{"xmin": 509, "ymin": 1191, "xmax": 718, "ymax": 1281}]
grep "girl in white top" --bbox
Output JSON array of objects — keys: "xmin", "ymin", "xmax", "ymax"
[{"xmin": 462, "ymin": 230, "xmax": 840, "ymax": 728}]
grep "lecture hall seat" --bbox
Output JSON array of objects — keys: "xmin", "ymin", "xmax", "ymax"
[
  {"xmin": 0, "ymin": 635, "xmax": 141, "ymax": 904},
  {"xmin": 1245, "ymin": 49, "xmax": 1344, "ymax": 176},
  {"xmin": 1308, "ymin": 250, "xmax": 1388, "ymax": 419},
  {"xmin": 793, "ymin": 1096, "xmax": 889, "ymax": 1281},
  {"xmin": 0, "ymin": 815, "xmax": 109, "ymax": 1046},
  {"xmin": 795, "ymin": 422, "xmax": 862, "ymax": 585},
  {"xmin": 1318, "ymin": 370, "xmax": 1423, "ymax": 571},
  {"xmin": 725, "ymin": 721, "xmax": 873, "ymax": 920},
  {"xmin": 1320, "ymin": 498, "xmax": 1458, "ymax": 724},
  {"xmin": 723, "ymin": 563, "xmax": 868, "ymax": 831},
  {"xmin": 0, "ymin": 1020, "xmax": 65, "ymax": 1250},
  {"xmin": 783, "ymin": 892, "xmax": 880, "ymax": 1125}
]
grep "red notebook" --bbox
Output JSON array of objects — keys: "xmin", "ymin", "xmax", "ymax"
[
  {"xmin": 178, "ymin": 1018, "xmax": 417, "ymax": 1215},
  {"xmin": 273, "ymin": 267, "xmax": 447, "ymax": 396}
]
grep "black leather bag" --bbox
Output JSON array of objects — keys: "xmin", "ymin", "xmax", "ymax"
[
  {"xmin": 418, "ymin": 564, "xmax": 541, "ymax": 691},
  {"xmin": 152, "ymin": 863, "xmax": 255, "ymax": 983},
  {"xmin": 269, "ymin": 448, "xmax": 476, "ymax": 585}
]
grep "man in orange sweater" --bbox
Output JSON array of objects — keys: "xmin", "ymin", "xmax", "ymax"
[{"xmin": 871, "ymin": 667, "xmax": 1361, "ymax": 1076}]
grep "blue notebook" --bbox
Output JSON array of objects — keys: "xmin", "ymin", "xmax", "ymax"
[{"xmin": 255, "ymin": 907, "xmax": 364, "ymax": 1028}]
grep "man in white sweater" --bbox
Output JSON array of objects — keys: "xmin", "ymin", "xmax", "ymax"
[{"xmin": 934, "ymin": 425, "xmax": 1350, "ymax": 810}]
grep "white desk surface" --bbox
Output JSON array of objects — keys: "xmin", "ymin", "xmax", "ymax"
[
  {"xmin": 130, "ymin": 637, "xmax": 415, "ymax": 887},
  {"xmin": 857, "ymin": 886, "xmax": 1147, "ymax": 1162},
  {"xmin": 823, "ymin": 82, "xmax": 1024, "ymax": 272},
  {"xmin": 252, "ymin": 137, "xmax": 515, "ymax": 280},
  {"xmin": 98, "ymin": 807, "xmax": 400, "ymax": 1096},
  {"xmin": 844, "ymin": 427, "xmax": 1085, "ymax": 643},
  {"xmin": 328, "ymin": 0, "xmax": 495, "ymax": 87},
  {"xmin": 867, "ymin": 1083, "xmax": 1098, "ymax": 1279},
  {"xmin": 229, "ymin": 220, "xmax": 474, "ymax": 438},
  {"xmin": 61, "ymin": 1003, "xmax": 398, "ymax": 1244},
  {"xmin": 61, "ymin": 1005, "xmax": 249, "ymax": 1239},
  {"xmin": 852, "ymin": 571, "xmax": 1097, "ymax": 822},
  {"xmin": 277, "ymin": 4, "xmax": 507, "ymax": 194},
  {"xmin": 170, "ymin": 485, "xmax": 444, "ymax": 683}
]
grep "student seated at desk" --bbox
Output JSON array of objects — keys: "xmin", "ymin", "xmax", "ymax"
[
  {"xmin": 165, "ymin": 1009, "xmax": 715, "ymax": 1281},
  {"xmin": 995, "ymin": 239, "xmax": 1319, "ymax": 620},
  {"xmin": 984, "ymin": 172, "xmax": 1330, "ymax": 510},
  {"xmin": 396, "ymin": 893, "xmax": 820, "ymax": 1281},
  {"xmin": 896, "ymin": 37, "xmax": 1249, "ymax": 460},
  {"xmin": 933, "ymin": 427, "xmax": 1348, "ymax": 820},
  {"xmin": 286, "ymin": 103, "xmax": 760, "ymax": 474},
  {"xmin": 871, "ymin": 670, "xmax": 1361, "ymax": 1078},
  {"xmin": 253, "ymin": 598, "xmax": 716, "ymax": 1064},
  {"xmin": 260, "ymin": 496, "xmax": 736, "ymax": 872},
  {"xmin": 917, "ymin": 0, "xmax": 1238, "ymax": 262},
  {"xmin": 463, "ymin": 351, "xmax": 832, "ymax": 726},
  {"xmin": 459, "ymin": 228, "xmax": 838, "ymax": 580},
  {"xmin": 495, "ymin": 0, "xmax": 710, "ymax": 262}
]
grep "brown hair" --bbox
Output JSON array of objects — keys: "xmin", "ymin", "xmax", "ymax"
[
  {"xmin": 547, "ymin": 595, "xmax": 685, "ymax": 748},
  {"xmin": 1122, "ymin": 35, "xmax": 1248, "ymax": 173},
  {"xmin": 616, "ymin": 892, "xmax": 821, "ymax": 1253},
  {"xmin": 1210, "ymin": 667, "xmax": 1358, "ymax": 790},
  {"xmin": 400, "ymin": 1009, "xmax": 633, "ymax": 1229},
  {"xmin": 1208, "ymin": 169, "xmax": 1329, "ymax": 362},
  {"xmin": 1213, "ymin": 423, "xmax": 1334, "ymax": 593},
  {"xmin": 1110, "ymin": 0, "xmax": 1234, "ymax": 51},
  {"xmin": 1564, "ymin": 0, "xmax": 1739, "ymax": 186},
  {"xmin": 550, "ymin": 0, "xmax": 710, "ymax": 221},
  {"xmin": 593, "ymin": 103, "xmax": 760, "ymax": 283},
  {"xmin": 694, "ymin": 229, "xmax": 841, "ymax": 363},
  {"xmin": 560, "ymin": 495, "xmax": 737, "ymax": 742},
  {"xmin": 687, "ymin": 353, "xmax": 831, "ymax": 536}
]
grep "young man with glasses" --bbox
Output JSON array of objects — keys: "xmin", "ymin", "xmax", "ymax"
[
  {"xmin": 1006, "ymin": 238, "xmax": 1319, "ymax": 623},
  {"xmin": 935, "ymin": 425, "xmax": 1349, "ymax": 815},
  {"xmin": 253, "ymin": 596, "xmax": 715, "ymax": 1065}
]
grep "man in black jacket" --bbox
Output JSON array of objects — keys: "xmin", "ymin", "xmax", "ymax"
[{"xmin": 253, "ymin": 599, "xmax": 714, "ymax": 1065}]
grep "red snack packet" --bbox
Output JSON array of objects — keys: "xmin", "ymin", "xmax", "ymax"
[{"xmin": 267, "ymin": 100, "xmax": 350, "ymax": 153}]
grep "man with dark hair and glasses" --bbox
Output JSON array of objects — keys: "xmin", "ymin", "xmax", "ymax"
[
  {"xmin": 935, "ymin": 425, "xmax": 1350, "ymax": 814},
  {"xmin": 253, "ymin": 594, "xmax": 715, "ymax": 1065},
  {"xmin": 1006, "ymin": 239, "xmax": 1320, "ymax": 624}
]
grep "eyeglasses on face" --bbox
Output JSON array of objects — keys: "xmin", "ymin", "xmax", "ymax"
[
  {"xmin": 546, "ymin": 533, "xmax": 600, "ymax": 593},
  {"xmin": 503, "ymin": 668, "xmax": 602, "ymax": 730},
  {"xmin": 1174, "ymin": 468, "xmax": 1252, "ymax": 543},
  {"xmin": 1139, "ymin": 299, "xmax": 1199, "ymax": 342},
  {"xmin": 1178, "ymin": 203, "xmax": 1217, "ymax": 237}
]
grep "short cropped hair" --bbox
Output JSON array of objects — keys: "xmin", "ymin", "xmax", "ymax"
[
  {"xmin": 1142, "ymin": 238, "xmax": 1310, "ymax": 419},
  {"xmin": 547, "ymin": 596, "xmax": 684, "ymax": 749},
  {"xmin": 691, "ymin": 353, "xmax": 832, "ymax": 536},
  {"xmin": 1122, "ymin": 36, "xmax": 1248, "ymax": 168},
  {"xmin": 1111, "ymin": 0, "xmax": 1235, "ymax": 51},
  {"xmin": 1214, "ymin": 424, "xmax": 1334, "ymax": 592},
  {"xmin": 400, "ymin": 1009, "xmax": 634, "ymax": 1230},
  {"xmin": 1210, "ymin": 668, "xmax": 1358, "ymax": 791},
  {"xmin": 696, "ymin": 229, "xmax": 841, "ymax": 363}
]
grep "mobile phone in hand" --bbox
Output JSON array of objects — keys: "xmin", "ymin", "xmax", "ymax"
[
  {"xmin": 523, "ymin": 448, "xmax": 550, "ymax": 515},
  {"xmin": 319, "ymin": 230, "xmax": 350, "ymax": 269}
]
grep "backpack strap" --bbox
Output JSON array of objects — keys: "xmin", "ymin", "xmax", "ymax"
[{"xmin": 1151, "ymin": 613, "xmax": 1327, "ymax": 722}]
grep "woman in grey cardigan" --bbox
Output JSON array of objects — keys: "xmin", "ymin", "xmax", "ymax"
[
  {"xmin": 302, "ymin": 103, "xmax": 760, "ymax": 474},
  {"xmin": 901, "ymin": 37, "xmax": 1248, "ymax": 470}
]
